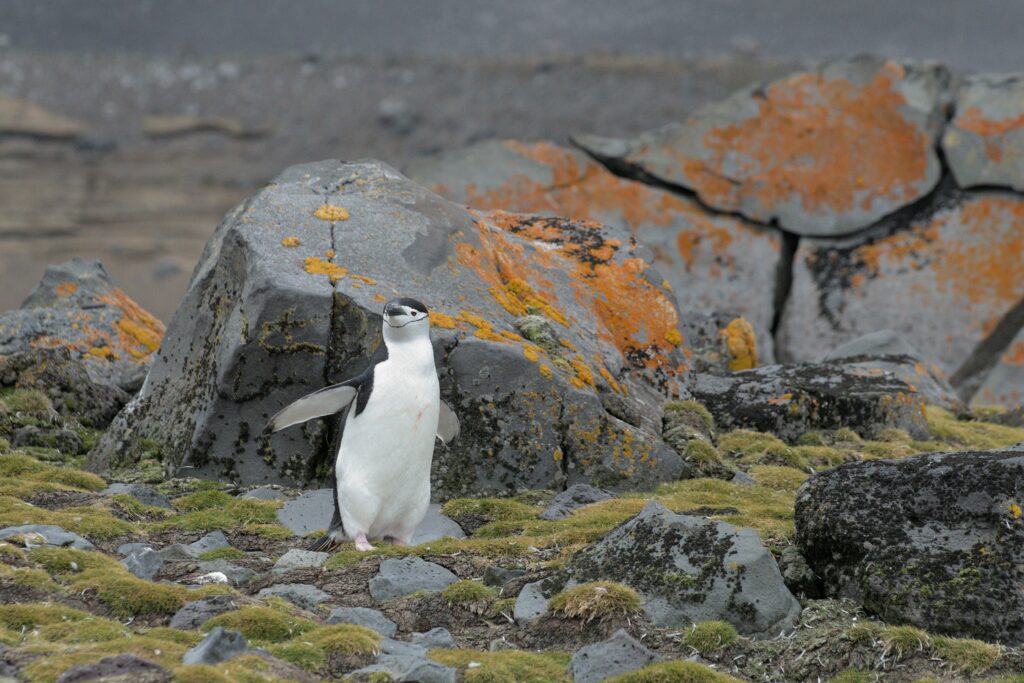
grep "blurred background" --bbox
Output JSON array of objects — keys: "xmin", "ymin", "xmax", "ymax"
[{"xmin": 2, "ymin": 0, "xmax": 1022, "ymax": 321}]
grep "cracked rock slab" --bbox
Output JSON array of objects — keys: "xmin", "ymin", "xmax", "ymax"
[
  {"xmin": 408, "ymin": 139, "xmax": 783, "ymax": 361},
  {"xmin": 779, "ymin": 191, "xmax": 1024, "ymax": 388},
  {"xmin": 574, "ymin": 56, "xmax": 949, "ymax": 237},
  {"xmin": 943, "ymin": 73, "xmax": 1024, "ymax": 191},
  {"xmin": 796, "ymin": 445, "xmax": 1024, "ymax": 644}
]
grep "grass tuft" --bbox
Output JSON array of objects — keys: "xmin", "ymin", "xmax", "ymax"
[
  {"xmin": 605, "ymin": 660, "xmax": 744, "ymax": 682},
  {"xmin": 441, "ymin": 579, "xmax": 497, "ymax": 605},
  {"xmin": 429, "ymin": 648, "xmax": 570, "ymax": 682},
  {"xmin": 682, "ymin": 620, "xmax": 738, "ymax": 655},
  {"xmin": 548, "ymin": 581, "xmax": 641, "ymax": 623}
]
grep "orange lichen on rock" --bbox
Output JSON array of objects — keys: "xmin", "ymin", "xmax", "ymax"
[
  {"xmin": 523, "ymin": 344, "xmax": 542, "ymax": 362},
  {"xmin": 281, "ymin": 236, "xmax": 301, "ymax": 247},
  {"xmin": 303, "ymin": 256, "xmax": 348, "ymax": 283},
  {"xmin": 313, "ymin": 204, "xmax": 350, "ymax": 221},
  {"xmin": 1004, "ymin": 341, "xmax": 1024, "ymax": 366},
  {"xmin": 955, "ymin": 106, "xmax": 1024, "ymax": 137},
  {"xmin": 430, "ymin": 311, "xmax": 459, "ymax": 329},
  {"xmin": 721, "ymin": 317, "xmax": 758, "ymax": 371},
  {"xmin": 596, "ymin": 361, "xmax": 623, "ymax": 394},
  {"xmin": 456, "ymin": 311, "xmax": 512, "ymax": 344},
  {"xmin": 539, "ymin": 364, "xmax": 554, "ymax": 379},
  {"xmin": 99, "ymin": 288, "xmax": 166, "ymax": 360},
  {"xmin": 664, "ymin": 329, "xmax": 683, "ymax": 346},
  {"xmin": 660, "ymin": 61, "xmax": 933, "ymax": 217},
  {"xmin": 86, "ymin": 345, "xmax": 118, "ymax": 361},
  {"xmin": 54, "ymin": 281, "xmax": 77, "ymax": 297},
  {"xmin": 570, "ymin": 355, "xmax": 596, "ymax": 387}
]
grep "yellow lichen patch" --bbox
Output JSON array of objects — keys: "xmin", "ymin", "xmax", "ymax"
[
  {"xmin": 522, "ymin": 344, "xmax": 542, "ymax": 362},
  {"xmin": 350, "ymin": 273, "xmax": 377, "ymax": 286},
  {"xmin": 303, "ymin": 256, "xmax": 348, "ymax": 283},
  {"xmin": 721, "ymin": 317, "xmax": 758, "ymax": 370},
  {"xmin": 374, "ymin": 293, "xmax": 387, "ymax": 302},
  {"xmin": 85, "ymin": 346, "xmax": 118, "ymax": 361},
  {"xmin": 325, "ymin": 249, "xmax": 336, "ymax": 259},
  {"xmin": 664, "ymin": 328, "xmax": 683, "ymax": 346},
  {"xmin": 596, "ymin": 361, "xmax": 623, "ymax": 394},
  {"xmin": 570, "ymin": 355, "xmax": 595, "ymax": 387},
  {"xmin": 552, "ymin": 448, "xmax": 563, "ymax": 461},
  {"xmin": 1010, "ymin": 502, "xmax": 1022, "ymax": 519},
  {"xmin": 539, "ymin": 364, "xmax": 554, "ymax": 379},
  {"xmin": 312, "ymin": 204, "xmax": 349, "ymax": 221},
  {"xmin": 97, "ymin": 288, "xmax": 166, "ymax": 362},
  {"xmin": 430, "ymin": 311, "xmax": 459, "ymax": 329},
  {"xmin": 560, "ymin": 338, "xmax": 577, "ymax": 351},
  {"xmin": 54, "ymin": 281, "xmax": 77, "ymax": 297},
  {"xmin": 457, "ymin": 311, "xmax": 512, "ymax": 343},
  {"xmin": 280, "ymin": 236, "xmax": 301, "ymax": 247}
]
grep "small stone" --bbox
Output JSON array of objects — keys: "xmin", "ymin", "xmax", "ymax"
[
  {"xmin": 103, "ymin": 483, "xmax": 173, "ymax": 509},
  {"xmin": 483, "ymin": 565, "xmax": 526, "ymax": 588},
  {"xmin": 326, "ymin": 606, "xmax": 397, "ymax": 637},
  {"xmin": 121, "ymin": 548, "xmax": 164, "ymax": 580},
  {"xmin": 369, "ymin": 557, "xmax": 458, "ymax": 601},
  {"xmin": 352, "ymin": 654, "xmax": 456, "ymax": 683},
  {"xmin": 410, "ymin": 628, "xmax": 456, "ymax": 649},
  {"xmin": 777, "ymin": 546, "xmax": 821, "ymax": 598},
  {"xmin": 273, "ymin": 549, "xmax": 329, "ymax": 573},
  {"xmin": 184, "ymin": 531, "xmax": 230, "ymax": 557},
  {"xmin": 513, "ymin": 581, "xmax": 549, "ymax": 625},
  {"xmin": 117, "ymin": 542, "xmax": 153, "ymax": 557},
  {"xmin": 257, "ymin": 583, "xmax": 331, "ymax": 610},
  {"xmin": 538, "ymin": 484, "xmax": 614, "ymax": 521},
  {"xmin": 570, "ymin": 629, "xmax": 660, "ymax": 683},
  {"xmin": 169, "ymin": 595, "xmax": 238, "ymax": 630},
  {"xmin": 0, "ymin": 524, "xmax": 93, "ymax": 550},
  {"xmin": 182, "ymin": 627, "xmax": 251, "ymax": 666},
  {"xmin": 55, "ymin": 654, "xmax": 171, "ymax": 683},
  {"xmin": 197, "ymin": 560, "xmax": 256, "ymax": 585}
]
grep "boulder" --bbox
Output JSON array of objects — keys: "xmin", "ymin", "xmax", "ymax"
[
  {"xmin": 796, "ymin": 445, "xmax": 1024, "ymax": 643},
  {"xmin": 102, "ymin": 483, "xmax": 173, "ymax": 509},
  {"xmin": 942, "ymin": 73, "xmax": 1024, "ymax": 191},
  {"xmin": 408, "ymin": 139, "xmax": 782, "ymax": 361},
  {"xmin": 538, "ymin": 483, "xmax": 614, "ymax": 521},
  {"xmin": 823, "ymin": 330, "xmax": 962, "ymax": 410},
  {"xmin": 690, "ymin": 362, "xmax": 929, "ymax": 441},
  {"xmin": 326, "ymin": 606, "xmax": 397, "ymax": 637},
  {"xmin": 121, "ymin": 548, "xmax": 164, "ymax": 580},
  {"xmin": 570, "ymin": 629, "xmax": 660, "ymax": 683},
  {"xmin": 0, "ymin": 259, "xmax": 164, "ymax": 392},
  {"xmin": 410, "ymin": 628, "xmax": 456, "ymax": 649},
  {"xmin": 778, "ymin": 191, "xmax": 1024, "ymax": 389},
  {"xmin": 553, "ymin": 501, "xmax": 800, "ymax": 637},
  {"xmin": 256, "ymin": 583, "xmax": 330, "ymax": 610},
  {"xmin": 369, "ymin": 557, "xmax": 457, "ymax": 601},
  {"xmin": 0, "ymin": 524, "xmax": 94, "ymax": 550},
  {"xmin": 968, "ymin": 322, "xmax": 1024, "ymax": 409},
  {"xmin": 89, "ymin": 160, "xmax": 693, "ymax": 495},
  {"xmin": 169, "ymin": 595, "xmax": 238, "ymax": 630},
  {"xmin": 574, "ymin": 56, "xmax": 949, "ymax": 237},
  {"xmin": 183, "ymin": 531, "xmax": 230, "ymax": 558},
  {"xmin": 196, "ymin": 560, "xmax": 257, "ymax": 586},
  {"xmin": 182, "ymin": 627, "xmax": 252, "ymax": 666},
  {"xmin": 272, "ymin": 549, "xmax": 329, "ymax": 573},
  {"xmin": 55, "ymin": 654, "xmax": 170, "ymax": 683}
]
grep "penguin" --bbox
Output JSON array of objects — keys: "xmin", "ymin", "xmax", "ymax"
[{"xmin": 264, "ymin": 297, "xmax": 459, "ymax": 551}]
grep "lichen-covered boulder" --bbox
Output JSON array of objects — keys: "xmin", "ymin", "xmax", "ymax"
[
  {"xmin": 943, "ymin": 73, "xmax": 1024, "ymax": 191},
  {"xmin": 549, "ymin": 501, "xmax": 800, "ymax": 637},
  {"xmin": 778, "ymin": 191, "xmax": 1024, "ymax": 391},
  {"xmin": 89, "ymin": 160, "xmax": 693, "ymax": 494},
  {"xmin": 970, "ymin": 324, "xmax": 1024, "ymax": 408},
  {"xmin": 408, "ymin": 139, "xmax": 782, "ymax": 361},
  {"xmin": 690, "ymin": 361, "xmax": 929, "ymax": 441},
  {"xmin": 823, "ymin": 330, "xmax": 962, "ymax": 410},
  {"xmin": 574, "ymin": 56, "xmax": 949, "ymax": 237},
  {"xmin": 795, "ymin": 446, "xmax": 1024, "ymax": 644},
  {"xmin": 0, "ymin": 259, "xmax": 164, "ymax": 391}
]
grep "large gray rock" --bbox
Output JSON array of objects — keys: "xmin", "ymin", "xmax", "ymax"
[
  {"xmin": 538, "ymin": 483, "xmax": 614, "ymax": 521},
  {"xmin": 273, "ymin": 549, "xmax": 329, "ymax": 573},
  {"xmin": 0, "ymin": 524, "xmax": 94, "ymax": 550},
  {"xmin": 352, "ymin": 654, "xmax": 457, "ymax": 683},
  {"xmin": 326, "ymin": 606, "xmax": 397, "ymax": 637},
  {"xmin": 570, "ymin": 629, "xmax": 660, "ymax": 683},
  {"xmin": 369, "ymin": 557, "xmax": 458, "ymax": 601},
  {"xmin": 89, "ymin": 160, "xmax": 691, "ymax": 495},
  {"xmin": 408, "ymin": 139, "xmax": 782, "ymax": 362},
  {"xmin": 121, "ymin": 548, "xmax": 164, "ymax": 580},
  {"xmin": 969, "ymin": 322, "xmax": 1024, "ymax": 409},
  {"xmin": 554, "ymin": 501, "xmax": 800, "ymax": 637},
  {"xmin": 182, "ymin": 627, "xmax": 252, "ymax": 666},
  {"xmin": 256, "ymin": 583, "xmax": 330, "ymax": 610},
  {"xmin": 0, "ymin": 259, "xmax": 164, "ymax": 392},
  {"xmin": 690, "ymin": 362, "xmax": 929, "ymax": 441},
  {"xmin": 513, "ymin": 581, "xmax": 549, "ymax": 625},
  {"xmin": 169, "ymin": 595, "xmax": 238, "ymax": 630},
  {"xmin": 778, "ymin": 191, "xmax": 1024, "ymax": 391},
  {"xmin": 943, "ymin": 73, "xmax": 1024, "ymax": 191},
  {"xmin": 276, "ymin": 490, "xmax": 465, "ymax": 543},
  {"xmin": 55, "ymin": 654, "xmax": 171, "ymax": 683},
  {"xmin": 823, "ymin": 330, "xmax": 962, "ymax": 410},
  {"xmin": 574, "ymin": 56, "xmax": 949, "ymax": 237},
  {"xmin": 196, "ymin": 560, "xmax": 257, "ymax": 586},
  {"xmin": 796, "ymin": 445, "xmax": 1024, "ymax": 644}
]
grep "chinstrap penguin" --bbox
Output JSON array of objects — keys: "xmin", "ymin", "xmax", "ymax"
[{"xmin": 264, "ymin": 297, "xmax": 458, "ymax": 551}]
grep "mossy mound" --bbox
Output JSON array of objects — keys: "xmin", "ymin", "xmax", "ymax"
[
  {"xmin": 429, "ymin": 648, "xmax": 571, "ymax": 682},
  {"xmin": 548, "ymin": 581, "xmax": 642, "ymax": 624},
  {"xmin": 605, "ymin": 661, "xmax": 745, "ymax": 683}
]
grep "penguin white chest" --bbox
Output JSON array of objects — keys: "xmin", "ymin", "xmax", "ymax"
[{"xmin": 335, "ymin": 352, "xmax": 440, "ymax": 540}]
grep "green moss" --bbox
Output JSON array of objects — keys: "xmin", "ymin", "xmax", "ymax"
[
  {"xmin": 440, "ymin": 497, "xmax": 538, "ymax": 523},
  {"xmin": 302, "ymin": 623, "xmax": 380, "ymax": 655},
  {"xmin": 749, "ymin": 465, "xmax": 808, "ymax": 492},
  {"xmin": 143, "ymin": 627, "xmax": 205, "ymax": 646},
  {"xmin": 1, "ymin": 389, "xmax": 53, "ymax": 414},
  {"xmin": 267, "ymin": 640, "xmax": 325, "ymax": 672},
  {"xmin": 0, "ymin": 563, "xmax": 60, "ymax": 592},
  {"xmin": 880, "ymin": 624, "xmax": 931, "ymax": 658},
  {"xmin": 0, "ymin": 603, "xmax": 90, "ymax": 630},
  {"xmin": 684, "ymin": 440, "xmax": 723, "ymax": 466},
  {"xmin": 548, "ymin": 581, "xmax": 641, "ymax": 623},
  {"xmin": 173, "ymin": 489, "xmax": 233, "ymax": 511},
  {"xmin": 441, "ymin": 579, "xmax": 497, "ymax": 604},
  {"xmin": 488, "ymin": 598, "xmax": 516, "ymax": 618},
  {"xmin": 429, "ymin": 648, "xmax": 570, "ymax": 682},
  {"xmin": 199, "ymin": 547, "xmax": 246, "ymax": 561},
  {"xmin": 0, "ymin": 497, "xmax": 131, "ymax": 540},
  {"xmin": 682, "ymin": 620, "xmax": 738, "ymax": 655},
  {"xmin": 827, "ymin": 670, "xmax": 876, "ymax": 683},
  {"xmin": 664, "ymin": 400, "xmax": 715, "ymax": 433},
  {"xmin": 111, "ymin": 493, "xmax": 174, "ymax": 520},
  {"xmin": 155, "ymin": 497, "xmax": 288, "ymax": 537},
  {"xmin": 932, "ymin": 636, "xmax": 1001, "ymax": 674},
  {"xmin": 203, "ymin": 606, "xmax": 317, "ymax": 643},
  {"xmin": 797, "ymin": 431, "xmax": 827, "ymax": 446},
  {"xmin": 21, "ymin": 635, "xmax": 188, "ymax": 683},
  {"xmin": 36, "ymin": 616, "xmax": 126, "ymax": 643},
  {"xmin": 926, "ymin": 406, "xmax": 1024, "ymax": 449},
  {"xmin": 604, "ymin": 660, "xmax": 744, "ymax": 683}
]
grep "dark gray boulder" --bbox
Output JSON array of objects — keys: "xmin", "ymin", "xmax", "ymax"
[
  {"xmin": 823, "ymin": 330, "xmax": 962, "ymax": 410},
  {"xmin": 326, "ymin": 606, "xmax": 397, "ymax": 637},
  {"xmin": 169, "ymin": 595, "xmax": 238, "ymax": 630},
  {"xmin": 121, "ymin": 548, "xmax": 164, "ymax": 580},
  {"xmin": 55, "ymin": 654, "xmax": 170, "ymax": 683},
  {"xmin": 795, "ymin": 445, "xmax": 1024, "ymax": 644},
  {"xmin": 0, "ymin": 259, "xmax": 164, "ymax": 392},
  {"xmin": 553, "ymin": 501, "xmax": 800, "ymax": 637},
  {"xmin": 272, "ymin": 549, "xmax": 329, "ymax": 573},
  {"xmin": 690, "ymin": 361, "xmax": 929, "ymax": 441},
  {"xmin": 182, "ymin": 627, "xmax": 252, "ymax": 666},
  {"xmin": 88, "ymin": 160, "xmax": 693, "ymax": 495},
  {"xmin": 538, "ymin": 483, "xmax": 614, "ymax": 521},
  {"xmin": 0, "ymin": 524, "xmax": 94, "ymax": 550},
  {"xmin": 196, "ymin": 560, "xmax": 257, "ymax": 586},
  {"xmin": 570, "ymin": 629, "xmax": 659, "ymax": 683},
  {"xmin": 256, "ymin": 583, "xmax": 330, "ymax": 610},
  {"xmin": 369, "ymin": 557, "xmax": 457, "ymax": 601},
  {"xmin": 102, "ymin": 483, "xmax": 173, "ymax": 509}
]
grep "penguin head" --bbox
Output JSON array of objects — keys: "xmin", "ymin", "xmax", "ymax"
[{"xmin": 382, "ymin": 297, "xmax": 430, "ymax": 341}]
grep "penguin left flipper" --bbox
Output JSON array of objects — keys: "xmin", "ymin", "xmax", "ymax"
[
  {"xmin": 436, "ymin": 401, "xmax": 460, "ymax": 446},
  {"xmin": 263, "ymin": 381, "xmax": 359, "ymax": 434}
]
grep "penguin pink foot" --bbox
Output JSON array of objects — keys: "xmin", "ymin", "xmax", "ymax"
[{"xmin": 355, "ymin": 532, "xmax": 375, "ymax": 551}]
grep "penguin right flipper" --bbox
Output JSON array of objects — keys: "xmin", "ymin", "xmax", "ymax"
[{"xmin": 263, "ymin": 382, "xmax": 359, "ymax": 434}]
